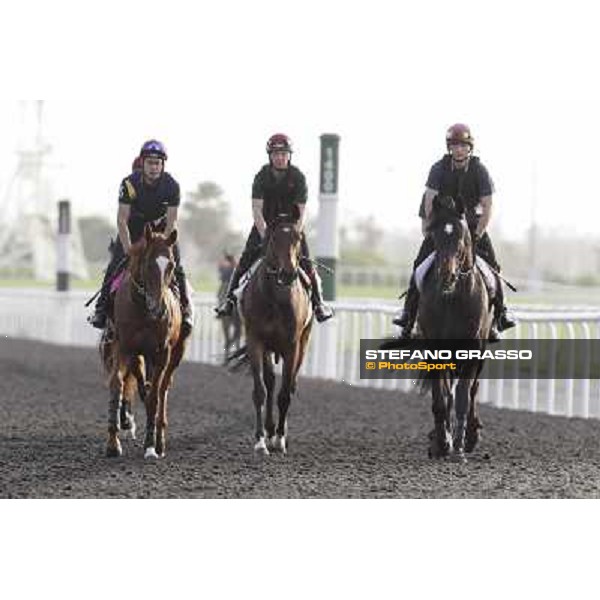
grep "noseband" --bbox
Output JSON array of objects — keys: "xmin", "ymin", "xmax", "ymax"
[
  {"xmin": 437, "ymin": 245, "xmax": 474, "ymax": 293},
  {"xmin": 264, "ymin": 263, "xmax": 299, "ymax": 287}
]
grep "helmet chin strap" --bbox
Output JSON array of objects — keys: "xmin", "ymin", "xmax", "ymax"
[{"xmin": 449, "ymin": 148, "xmax": 472, "ymax": 168}]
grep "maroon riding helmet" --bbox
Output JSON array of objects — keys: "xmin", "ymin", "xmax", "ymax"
[{"xmin": 446, "ymin": 123, "xmax": 474, "ymax": 149}]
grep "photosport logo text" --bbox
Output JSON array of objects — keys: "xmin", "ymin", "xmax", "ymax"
[{"xmin": 358, "ymin": 339, "xmax": 600, "ymax": 380}]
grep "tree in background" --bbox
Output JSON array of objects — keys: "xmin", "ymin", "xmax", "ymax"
[
  {"xmin": 180, "ymin": 181, "xmax": 243, "ymax": 271},
  {"xmin": 79, "ymin": 216, "xmax": 116, "ymax": 272},
  {"xmin": 340, "ymin": 215, "xmax": 388, "ymax": 266}
]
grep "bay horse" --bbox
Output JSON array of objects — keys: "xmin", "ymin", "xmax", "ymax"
[
  {"xmin": 232, "ymin": 217, "xmax": 313, "ymax": 455},
  {"xmin": 101, "ymin": 224, "xmax": 190, "ymax": 459},
  {"xmin": 418, "ymin": 195, "xmax": 494, "ymax": 462}
]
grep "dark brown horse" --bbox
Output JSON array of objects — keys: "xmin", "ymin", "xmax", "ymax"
[
  {"xmin": 101, "ymin": 225, "xmax": 190, "ymax": 459},
  {"xmin": 233, "ymin": 219, "xmax": 313, "ymax": 455},
  {"xmin": 418, "ymin": 196, "xmax": 494, "ymax": 462}
]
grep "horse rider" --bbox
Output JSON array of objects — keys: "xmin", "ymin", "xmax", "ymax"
[
  {"xmin": 88, "ymin": 139, "xmax": 194, "ymax": 333},
  {"xmin": 215, "ymin": 133, "xmax": 334, "ymax": 323},
  {"xmin": 394, "ymin": 123, "xmax": 516, "ymax": 341}
]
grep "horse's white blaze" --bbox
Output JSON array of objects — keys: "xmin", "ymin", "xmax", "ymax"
[
  {"xmin": 156, "ymin": 256, "xmax": 169, "ymax": 279},
  {"xmin": 145, "ymin": 447, "xmax": 159, "ymax": 459},
  {"xmin": 282, "ymin": 226, "xmax": 291, "ymax": 232},
  {"xmin": 444, "ymin": 223, "xmax": 454, "ymax": 235}
]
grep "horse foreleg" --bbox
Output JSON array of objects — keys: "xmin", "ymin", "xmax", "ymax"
[
  {"xmin": 263, "ymin": 353, "xmax": 276, "ymax": 446},
  {"xmin": 429, "ymin": 377, "xmax": 452, "ymax": 459},
  {"xmin": 143, "ymin": 348, "xmax": 167, "ymax": 459},
  {"xmin": 155, "ymin": 336, "xmax": 187, "ymax": 458},
  {"xmin": 107, "ymin": 354, "xmax": 126, "ymax": 457},
  {"xmin": 249, "ymin": 342, "xmax": 268, "ymax": 455},
  {"xmin": 275, "ymin": 348, "xmax": 300, "ymax": 454},
  {"xmin": 465, "ymin": 375, "xmax": 483, "ymax": 453},
  {"xmin": 453, "ymin": 378, "xmax": 471, "ymax": 462},
  {"xmin": 152, "ymin": 347, "xmax": 171, "ymax": 458}
]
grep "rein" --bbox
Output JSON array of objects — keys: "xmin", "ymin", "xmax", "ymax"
[{"xmin": 263, "ymin": 261, "xmax": 299, "ymax": 287}]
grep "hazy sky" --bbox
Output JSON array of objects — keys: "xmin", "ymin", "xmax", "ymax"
[{"xmin": 2, "ymin": 0, "xmax": 598, "ymax": 241}]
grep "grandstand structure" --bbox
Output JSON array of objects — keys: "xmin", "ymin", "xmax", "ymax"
[{"xmin": 0, "ymin": 101, "xmax": 88, "ymax": 281}]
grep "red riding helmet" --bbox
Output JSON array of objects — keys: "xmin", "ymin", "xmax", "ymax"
[
  {"xmin": 446, "ymin": 123, "xmax": 474, "ymax": 148},
  {"xmin": 266, "ymin": 133, "xmax": 293, "ymax": 154}
]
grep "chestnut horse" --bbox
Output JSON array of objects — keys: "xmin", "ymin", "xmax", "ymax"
[
  {"xmin": 101, "ymin": 225, "xmax": 190, "ymax": 459},
  {"xmin": 232, "ymin": 218, "xmax": 313, "ymax": 455}
]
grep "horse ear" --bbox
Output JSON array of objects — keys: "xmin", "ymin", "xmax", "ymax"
[
  {"xmin": 144, "ymin": 223, "xmax": 153, "ymax": 243},
  {"xmin": 166, "ymin": 229, "xmax": 178, "ymax": 246},
  {"xmin": 431, "ymin": 194, "xmax": 440, "ymax": 213}
]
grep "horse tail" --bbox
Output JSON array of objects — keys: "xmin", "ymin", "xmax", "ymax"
[
  {"xmin": 417, "ymin": 368, "xmax": 454, "ymax": 396},
  {"xmin": 123, "ymin": 371, "xmax": 138, "ymax": 405}
]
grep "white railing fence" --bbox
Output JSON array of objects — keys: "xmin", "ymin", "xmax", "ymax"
[{"xmin": 1, "ymin": 289, "xmax": 600, "ymax": 419}]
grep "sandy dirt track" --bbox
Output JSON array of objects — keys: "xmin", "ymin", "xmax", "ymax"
[{"xmin": 1, "ymin": 338, "xmax": 600, "ymax": 498}]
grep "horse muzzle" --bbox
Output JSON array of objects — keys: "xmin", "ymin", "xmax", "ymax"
[{"xmin": 146, "ymin": 299, "xmax": 166, "ymax": 320}]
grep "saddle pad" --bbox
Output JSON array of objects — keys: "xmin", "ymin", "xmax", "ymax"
[
  {"xmin": 475, "ymin": 256, "xmax": 497, "ymax": 298},
  {"xmin": 233, "ymin": 258, "xmax": 263, "ymax": 300},
  {"xmin": 415, "ymin": 252, "xmax": 436, "ymax": 293},
  {"xmin": 110, "ymin": 271, "xmax": 126, "ymax": 294},
  {"xmin": 414, "ymin": 251, "xmax": 497, "ymax": 297}
]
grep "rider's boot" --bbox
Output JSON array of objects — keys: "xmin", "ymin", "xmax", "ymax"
[
  {"xmin": 175, "ymin": 268, "xmax": 194, "ymax": 335},
  {"xmin": 489, "ymin": 277, "xmax": 517, "ymax": 342},
  {"xmin": 306, "ymin": 266, "xmax": 334, "ymax": 323},
  {"xmin": 215, "ymin": 266, "xmax": 244, "ymax": 318},
  {"xmin": 88, "ymin": 284, "xmax": 110, "ymax": 329},
  {"xmin": 393, "ymin": 276, "xmax": 419, "ymax": 339}
]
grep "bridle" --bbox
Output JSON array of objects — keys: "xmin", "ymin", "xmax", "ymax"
[
  {"xmin": 436, "ymin": 225, "xmax": 475, "ymax": 293},
  {"xmin": 263, "ymin": 226, "xmax": 300, "ymax": 288},
  {"xmin": 130, "ymin": 253, "xmax": 169, "ymax": 320}
]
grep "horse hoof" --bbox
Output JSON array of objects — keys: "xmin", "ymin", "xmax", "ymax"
[
  {"xmin": 106, "ymin": 444, "xmax": 122, "ymax": 458},
  {"xmin": 452, "ymin": 451, "xmax": 467, "ymax": 464},
  {"xmin": 144, "ymin": 447, "xmax": 159, "ymax": 459},
  {"xmin": 254, "ymin": 438, "xmax": 270, "ymax": 456},
  {"xmin": 272, "ymin": 435, "xmax": 287, "ymax": 454}
]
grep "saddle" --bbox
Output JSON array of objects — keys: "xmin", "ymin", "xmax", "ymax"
[{"xmin": 415, "ymin": 251, "xmax": 498, "ymax": 299}]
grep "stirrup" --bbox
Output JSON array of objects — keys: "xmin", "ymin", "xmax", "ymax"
[
  {"xmin": 215, "ymin": 297, "xmax": 235, "ymax": 318},
  {"xmin": 181, "ymin": 305, "xmax": 194, "ymax": 333},
  {"xmin": 489, "ymin": 326, "xmax": 501, "ymax": 343},
  {"xmin": 314, "ymin": 303, "xmax": 334, "ymax": 323},
  {"xmin": 313, "ymin": 302, "xmax": 334, "ymax": 323},
  {"xmin": 392, "ymin": 309, "xmax": 410, "ymax": 328},
  {"xmin": 397, "ymin": 325, "xmax": 414, "ymax": 340},
  {"xmin": 88, "ymin": 309, "xmax": 107, "ymax": 330},
  {"xmin": 497, "ymin": 309, "xmax": 517, "ymax": 332}
]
